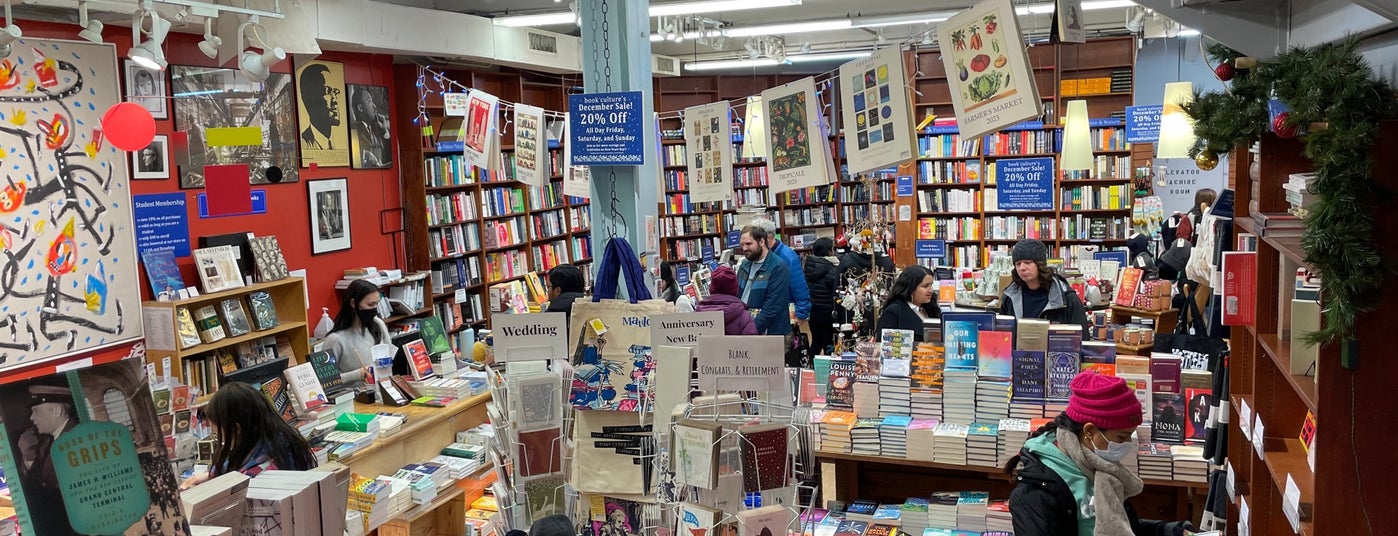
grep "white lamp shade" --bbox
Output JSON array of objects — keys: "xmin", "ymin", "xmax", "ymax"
[
  {"xmin": 1060, "ymin": 100, "xmax": 1093, "ymax": 171},
  {"xmin": 1156, "ymin": 81, "xmax": 1196, "ymax": 159}
]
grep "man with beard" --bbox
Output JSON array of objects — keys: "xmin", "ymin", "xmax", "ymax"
[
  {"xmin": 300, "ymin": 64, "xmax": 342, "ymax": 150},
  {"xmin": 736, "ymin": 225, "xmax": 792, "ymax": 336}
]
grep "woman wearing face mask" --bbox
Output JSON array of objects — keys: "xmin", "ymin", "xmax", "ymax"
[
  {"xmin": 321, "ymin": 279, "xmax": 389, "ymax": 387},
  {"xmin": 1004, "ymin": 372, "xmax": 1195, "ymax": 536}
]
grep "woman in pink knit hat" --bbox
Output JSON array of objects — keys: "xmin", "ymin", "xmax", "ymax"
[{"xmin": 1003, "ymin": 371, "xmax": 1194, "ymax": 536}]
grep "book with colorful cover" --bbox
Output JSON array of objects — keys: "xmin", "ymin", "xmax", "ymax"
[
  {"xmin": 283, "ymin": 362, "xmax": 327, "ymax": 412},
  {"xmin": 142, "ymin": 248, "xmax": 185, "ymax": 299},
  {"xmin": 683, "ymin": 503, "xmax": 725, "ymax": 536},
  {"xmin": 880, "ymin": 329, "xmax": 915, "ymax": 378},
  {"xmin": 845, "ymin": 500, "xmax": 879, "ymax": 519},
  {"xmin": 1118, "ymin": 373, "xmax": 1153, "ymax": 425},
  {"xmin": 865, "ymin": 524, "xmax": 898, "ymax": 536},
  {"xmin": 976, "ymin": 330, "xmax": 1012, "ymax": 379},
  {"xmin": 1151, "ymin": 391, "xmax": 1186, "ymax": 444},
  {"xmin": 403, "ymin": 339, "xmax": 437, "ymax": 381},
  {"xmin": 833, "ymin": 520, "xmax": 870, "ymax": 536},
  {"xmin": 1080, "ymin": 342, "xmax": 1117, "ymax": 376},
  {"xmin": 943, "ymin": 321, "xmax": 980, "ymax": 370},
  {"xmin": 1183, "ymin": 387, "xmax": 1213, "ymax": 442},
  {"xmin": 738, "ymin": 423, "xmax": 789, "ymax": 492},
  {"xmin": 1045, "ymin": 325, "xmax": 1083, "ymax": 401},
  {"xmin": 827, "ymin": 359, "xmax": 858, "ymax": 409},
  {"xmin": 909, "ymin": 343, "xmax": 945, "ymax": 393},
  {"xmin": 307, "ymin": 351, "xmax": 347, "ymax": 395},
  {"xmin": 419, "ymin": 316, "xmax": 452, "ymax": 355},
  {"xmin": 854, "ymin": 342, "xmax": 882, "ymax": 382},
  {"xmin": 799, "ymin": 508, "xmax": 830, "ymax": 536},
  {"xmin": 871, "ymin": 504, "xmax": 903, "ymax": 524},
  {"xmin": 900, "ymin": 497, "xmax": 929, "ymax": 519},
  {"xmin": 260, "ymin": 376, "xmax": 297, "ymax": 422}
]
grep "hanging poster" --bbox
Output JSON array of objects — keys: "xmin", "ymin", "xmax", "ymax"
[
  {"xmin": 762, "ymin": 77, "xmax": 833, "ymax": 193},
  {"xmin": 1055, "ymin": 0, "xmax": 1086, "ymax": 44},
  {"xmin": 684, "ymin": 101, "xmax": 734, "ymax": 203},
  {"xmin": 562, "ymin": 114, "xmax": 592, "ymax": 199},
  {"xmin": 514, "ymin": 104, "xmax": 549, "ymax": 186},
  {"xmin": 0, "ymin": 38, "xmax": 144, "ymax": 371},
  {"xmin": 464, "ymin": 89, "xmax": 500, "ymax": 170},
  {"xmin": 173, "ymin": 66, "xmax": 298, "ymax": 187},
  {"xmin": 294, "ymin": 59, "xmax": 351, "ymax": 167},
  {"xmin": 839, "ymin": 46, "xmax": 916, "ymax": 175},
  {"xmin": 741, "ymin": 96, "xmax": 766, "ymax": 160},
  {"xmin": 937, "ymin": 0, "xmax": 1043, "ymax": 141}
]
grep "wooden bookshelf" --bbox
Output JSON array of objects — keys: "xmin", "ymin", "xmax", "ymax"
[{"xmin": 1227, "ymin": 124, "xmax": 1398, "ymax": 535}]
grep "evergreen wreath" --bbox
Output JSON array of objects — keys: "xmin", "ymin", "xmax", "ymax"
[{"xmin": 1183, "ymin": 37, "xmax": 1398, "ymax": 344}]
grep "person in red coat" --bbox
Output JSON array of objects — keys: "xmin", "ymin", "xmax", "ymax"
[{"xmin": 695, "ymin": 266, "xmax": 757, "ymax": 335}]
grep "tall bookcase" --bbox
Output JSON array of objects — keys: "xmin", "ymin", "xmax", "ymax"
[
  {"xmin": 900, "ymin": 37, "xmax": 1138, "ymax": 269},
  {"xmin": 394, "ymin": 66, "xmax": 591, "ymax": 331},
  {"xmin": 1226, "ymin": 124, "xmax": 1398, "ymax": 535}
]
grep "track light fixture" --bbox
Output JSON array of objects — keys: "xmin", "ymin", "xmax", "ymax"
[
  {"xmin": 198, "ymin": 17, "xmax": 222, "ymax": 59},
  {"xmin": 77, "ymin": 1, "xmax": 103, "ymax": 43},
  {"xmin": 0, "ymin": 0, "xmax": 21, "ymax": 59},
  {"xmin": 128, "ymin": 5, "xmax": 170, "ymax": 70},
  {"xmin": 237, "ymin": 18, "xmax": 284, "ymax": 83}
]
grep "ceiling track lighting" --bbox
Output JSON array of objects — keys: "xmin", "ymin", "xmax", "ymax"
[
  {"xmin": 128, "ymin": 3, "xmax": 171, "ymax": 71},
  {"xmin": 77, "ymin": 1, "xmax": 103, "ymax": 43},
  {"xmin": 198, "ymin": 16, "xmax": 222, "ymax": 59},
  {"xmin": 0, "ymin": 0, "xmax": 21, "ymax": 59},
  {"xmin": 237, "ymin": 17, "xmax": 285, "ymax": 83}
]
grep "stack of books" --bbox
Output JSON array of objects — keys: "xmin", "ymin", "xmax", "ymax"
[
  {"xmin": 392, "ymin": 466, "xmax": 439, "ymax": 505},
  {"xmin": 956, "ymin": 492, "xmax": 990, "ymax": 533},
  {"xmin": 928, "ymin": 492, "xmax": 960, "ymax": 530},
  {"xmin": 854, "ymin": 381, "xmax": 881, "ymax": 419},
  {"xmin": 820, "ymin": 411, "xmax": 855, "ymax": 454},
  {"xmin": 852, "ymin": 418, "xmax": 883, "ymax": 455},
  {"xmin": 878, "ymin": 377, "xmax": 913, "ymax": 417},
  {"xmin": 986, "ymin": 501, "xmax": 1014, "ymax": 533},
  {"xmin": 845, "ymin": 500, "xmax": 879, "ymax": 522},
  {"xmin": 975, "ymin": 380, "xmax": 1012, "ymax": 422},
  {"xmin": 906, "ymin": 419, "xmax": 939, "ymax": 461},
  {"xmin": 942, "ymin": 370, "xmax": 978, "ymax": 424},
  {"xmin": 1171, "ymin": 445, "xmax": 1209, "ymax": 483},
  {"xmin": 932, "ymin": 423, "xmax": 969, "ymax": 466},
  {"xmin": 910, "ymin": 387, "xmax": 943, "ymax": 420},
  {"xmin": 1136, "ymin": 443, "xmax": 1174, "ymax": 481},
  {"xmin": 966, "ymin": 423, "xmax": 1000, "ymax": 468},
  {"xmin": 1009, "ymin": 399, "xmax": 1045, "ymax": 420},
  {"xmin": 872, "ymin": 503, "xmax": 903, "ymax": 526},
  {"xmin": 900, "ymin": 498, "xmax": 930, "ymax": 536},
  {"xmin": 997, "ymin": 419, "xmax": 1032, "ymax": 466},
  {"xmin": 879, "ymin": 415, "xmax": 911, "ymax": 458}
]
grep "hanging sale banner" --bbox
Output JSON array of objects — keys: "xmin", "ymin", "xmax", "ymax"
[
  {"xmin": 762, "ymin": 77, "xmax": 834, "ymax": 193},
  {"xmin": 513, "ymin": 104, "xmax": 549, "ymax": 187},
  {"xmin": 937, "ymin": 0, "xmax": 1043, "ymax": 141},
  {"xmin": 839, "ymin": 46, "xmax": 916, "ymax": 175},
  {"xmin": 683, "ymin": 101, "xmax": 735, "ymax": 203}
]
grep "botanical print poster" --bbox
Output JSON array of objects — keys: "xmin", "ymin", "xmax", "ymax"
[
  {"xmin": 295, "ymin": 59, "xmax": 350, "ymax": 167},
  {"xmin": 762, "ymin": 77, "xmax": 832, "ymax": 193},
  {"xmin": 0, "ymin": 38, "xmax": 143, "ymax": 370},
  {"xmin": 172, "ymin": 66, "xmax": 299, "ymax": 187},
  {"xmin": 514, "ymin": 104, "xmax": 549, "ymax": 186},
  {"xmin": 937, "ymin": 0, "xmax": 1042, "ymax": 141},
  {"xmin": 683, "ymin": 101, "xmax": 733, "ymax": 203},
  {"xmin": 839, "ymin": 46, "xmax": 916, "ymax": 175},
  {"xmin": 464, "ymin": 89, "xmax": 500, "ymax": 170}
]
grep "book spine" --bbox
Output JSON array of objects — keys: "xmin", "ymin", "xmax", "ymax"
[{"xmin": 1011, "ymin": 350, "xmax": 1046, "ymax": 401}]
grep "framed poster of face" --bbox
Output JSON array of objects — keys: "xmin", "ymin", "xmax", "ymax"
[
  {"xmin": 132, "ymin": 134, "xmax": 170, "ymax": 179},
  {"xmin": 307, "ymin": 178, "xmax": 351, "ymax": 254},
  {"xmin": 125, "ymin": 60, "xmax": 167, "ymax": 119}
]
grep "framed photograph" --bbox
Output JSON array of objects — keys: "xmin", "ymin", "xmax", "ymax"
[
  {"xmin": 347, "ymin": 84, "xmax": 392, "ymax": 169},
  {"xmin": 125, "ymin": 60, "xmax": 167, "ymax": 119},
  {"xmin": 295, "ymin": 59, "xmax": 350, "ymax": 168},
  {"xmin": 132, "ymin": 134, "xmax": 170, "ymax": 179},
  {"xmin": 172, "ymin": 66, "xmax": 298, "ymax": 187},
  {"xmin": 307, "ymin": 178, "xmax": 351, "ymax": 254}
]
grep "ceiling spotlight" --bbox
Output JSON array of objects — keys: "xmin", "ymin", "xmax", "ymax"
[
  {"xmin": 800, "ymin": 41, "xmax": 812, "ymax": 54},
  {"xmin": 237, "ymin": 20, "xmax": 284, "ymax": 83},
  {"xmin": 77, "ymin": 2, "xmax": 103, "ymax": 43},
  {"xmin": 0, "ymin": 0, "xmax": 22, "ymax": 58},
  {"xmin": 198, "ymin": 17, "xmax": 222, "ymax": 59},
  {"xmin": 128, "ymin": 7, "xmax": 170, "ymax": 70}
]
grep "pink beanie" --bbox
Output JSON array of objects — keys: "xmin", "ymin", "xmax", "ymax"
[{"xmin": 1065, "ymin": 371, "xmax": 1143, "ymax": 430}]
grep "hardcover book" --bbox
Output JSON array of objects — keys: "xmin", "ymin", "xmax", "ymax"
[
  {"xmin": 909, "ymin": 343, "xmax": 945, "ymax": 393},
  {"xmin": 826, "ymin": 359, "xmax": 858, "ymax": 409},
  {"xmin": 248, "ymin": 235, "xmax": 290, "ymax": 282},
  {"xmin": 1080, "ymin": 342, "xmax": 1116, "ymax": 376},
  {"xmin": 260, "ymin": 377, "xmax": 297, "ymax": 422},
  {"xmin": 1183, "ymin": 387, "xmax": 1213, "ymax": 442},
  {"xmin": 176, "ymin": 307, "xmax": 203, "ymax": 348},
  {"xmin": 673, "ymin": 420, "xmax": 724, "ymax": 489},
  {"xmin": 307, "ymin": 351, "xmax": 347, "ymax": 395},
  {"xmin": 404, "ymin": 340, "xmax": 437, "ymax": 381},
  {"xmin": 194, "ymin": 305, "xmax": 226, "ymax": 343},
  {"xmin": 737, "ymin": 505, "xmax": 792, "ymax": 536},
  {"xmin": 247, "ymin": 291, "xmax": 280, "ymax": 331},
  {"xmin": 283, "ymin": 363, "xmax": 327, "ymax": 412},
  {"xmin": 1011, "ymin": 319, "xmax": 1049, "ymax": 401},
  {"xmin": 682, "ymin": 503, "xmax": 725, "ymax": 536},
  {"xmin": 880, "ymin": 329, "xmax": 915, "ymax": 378},
  {"xmin": 738, "ymin": 423, "xmax": 789, "ymax": 493},
  {"xmin": 1151, "ymin": 391, "xmax": 1186, "ymax": 443},
  {"xmin": 219, "ymin": 298, "xmax": 252, "ymax": 337},
  {"xmin": 833, "ymin": 519, "xmax": 870, "ymax": 536},
  {"xmin": 192, "ymin": 245, "xmax": 246, "ymax": 293},
  {"xmin": 976, "ymin": 331, "xmax": 1012, "ymax": 379},
  {"xmin": 1045, "ymin": 325, "xmax": 1083, "ymax": 401},
  {"xmin": 943, "ymin": 320, "xmax": 980, "ymax": 370},
  {"xmin": 142, "ymin": 248, "xmax": 186, "ymax": 300},
  {"xmin": 419, "ymin": 316, "xmax": 452, "ymax": 355},
  {"xmin": 1150, "ymin": 353, "xmax": 1182, "ymax": 394},
  {"xmin": 864, "ymin": 523, "xmax": 897, "ymax": 536},
  {"xmin": 1118, "ymin": 373, "xmax": 1153, "ymax": 425}
]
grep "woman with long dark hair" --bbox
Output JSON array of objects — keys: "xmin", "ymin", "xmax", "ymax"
[
  {"xmin": 321, "ymin": 279, "xmax": 389, "ymax": 386},
  {"xmin": 179, "ymin": 383, "xmax": 317, "ymax": 489},
  {"xmin": 876, "ymin": 265, "xmax": 941, "ymax": 342}
]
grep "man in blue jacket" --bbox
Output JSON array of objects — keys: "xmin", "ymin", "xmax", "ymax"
[
  {"xmin": 752, "ymin": 217, "xmax": 811, "ymax": 330},
  {"xmin": 737, "ymin": 225, "xmax": 792, "ymax": 336}
]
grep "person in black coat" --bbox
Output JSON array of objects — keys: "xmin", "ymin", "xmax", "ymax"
[
  {"xmin": 804, "ymin": 238, "xmax": 841, "ymax": 355},
  {"xmin": 543, "ymin": 264, "xmax": 587, "ymax": 325},
  {"xmin": 876, "ymin": 265, "xmax": 941, "ymax": 342},
  {"xmin": 999, "ymin": 239, "xmax": 1091, "ymax": 339}
]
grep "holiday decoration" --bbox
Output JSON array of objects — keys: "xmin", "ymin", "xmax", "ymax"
[
  {"xmin": 100, "ymin": 102, "xmax": 156, "ymax": 151},
  {"xmin": 1271, "ymin": 112, "xmax": 1297, "ymax": 138},
  {"xmin": 1214, "ymin": 62, "xmax": 1235, "ymax": 82},
  {"xmin": 1194, "ymin": 150, "xmax": 1219, "ymax": 171}
]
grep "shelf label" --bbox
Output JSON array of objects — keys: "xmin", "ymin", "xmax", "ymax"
[
  {"xmin": 650, "ymin": 311, "xmax": 722, "ymax": 348},
  {"xmin": 1126, "ymin": 104, "xmax": 1162, "ymax": 143},
  {"xmin": 454, "ymin": 289, "xmax": 468, "ymax": 304},
  {"xmin": 915, "ymin": 240, "xmax": 947, "ymax": 258},
  {"xmin": 996, "ymin": 157, "xmax": 1055, "ymax": 210},
  {"xmin": 701, "ymin": 244, "xmax": 715, "ymax": 262},
  {"xmin": 568, "ymin": 91, "xmax": 645, "ymax": 166},
  {"xmin": 676, "ymin": 265, "xmax": 691, "ymax": 286},
  {"xmin": 1239, "ymin": 398, "xmax": 1253, "ymax": 440},
  {"xmin": 1252, "ymin": 415, "xmax": 1266, "ymax": 459},
  {"xmin": 896, "ymin": 175, "xmax": 915, "ymax": 197},
  {"xmin": 1283, "ymin": 473, "xmax": 1302, "ymax": 532},
  {"xmin": 493, "ymin": 312, "xmax": 568, "ymax": 362},
  {"xmin": 1225, "ymin": 460, "xmax": 1237, "ymax": 502},
  {"xmin": 726, "ymin": 230, "xmax": 742, "ymax": 248},
  {"xmin": 1238, "ymin": 496, "xmax": 1251, "ymax": 536}
]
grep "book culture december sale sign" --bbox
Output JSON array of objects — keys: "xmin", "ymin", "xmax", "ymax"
[
  {"xmin": 997, "ymin": 157, "xmax": 1055, "ymax": 210},
  {"xmin": 568, "ymin": 92, "xmax": 645, "ymax": 165}
]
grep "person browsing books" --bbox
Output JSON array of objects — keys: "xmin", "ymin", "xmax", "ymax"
[
  {"xmin": 876, "ymin": 265, "xmax": 942, "ymax": 342},
  {"xmin": 179, "ymin": 382, "xmax": 318, "ymax": 490},
  {"xmin": 657, "ymin": 260, "xmax": 695, "ymax": 313},
  {"xmin": 737, "ymin": 225, "xmax": 792, "ymax": 336},
  {"xmin": 1004, "ymin": 371, "xmax": 1194, "ymax": 536},
  {"xmin": 543, "ymin": 264, "xmax": 587, "ymax": 324},
  {"xmin": 321, "ymin": 279, "xmax": 390, "ymax": 386},
  {"xmin": 804, "ymin": 237, "xmax": 842, "ymax": 353},
  {"xmin": 999, "ymin": 239, "xmax": 1091, "ymax": 340},
  {"xmin": 695, "ymin": 265, "xmax": 758, "ymax": 335}
]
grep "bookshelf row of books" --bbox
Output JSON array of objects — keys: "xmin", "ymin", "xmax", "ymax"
[
  {"xmin": 841, "ymin": 182, "xmax": 894, "ymax": 203},
  {"xmin": 734, "ymin": 166, "xmax": 769, "ymax": 188},
  {"xmin": 916, "ymin": 217, "xmax": 983, "ymax": 241},
  {"xmin": 664, "ymin": 193, "xmax": 732, "ymax": 214},
  {"xmin": 180, "ymin": 333, "xmax": 294, "ymax": 396},
  {"xmin": 180, "ymin": 293, "xmax": 283, "ymax": 350},
  {"xmin": 667, "ymin": 236, "xmax": 723, "ymax": 261},
  {"xmin": 799, "ymin": 494, "xmax": 1012, "ymax": 535},
  {"xmin": 529, "ymin": 209, "xmax": 571, "ymax": 241},
  {"xmin": 572, "ymin": 235, "xmax": 593, "ymax": 263},
  {"xmin": 663, "ymin": 170, "xmax": 692, "ymax": 192},
  {"xmin": 842, "ymin": 204, "xmax": 895, "ymax": 225},
  {"xmin": 1059, "ymin": 155, "xmax": 1133, "ymax": 180},
  {"xmin": 784, "ymin": 206, "xmax": 839, "ymax": 227},
  {"xmin": 432, "ymin": 256, "xmax": 484, "ymax": 294},
  {"xmin": 915, "ymin": 245, "xmax": 984, "ymax": 269},
  {"xmin": 385, "ymin": 276, "xmax": 429, "ymax": 315},
  {"xmin": 1085, "ymin": 126, "xmax": 1131, "ymax": 151},
  {"xmin": 918, "ymin": 160, "xmax": 983, "ymax": 184},
  {"xmin": 570, "ymin": 204, "xmax": 593, "ymax": 232},
  {"xmin": 428, "ymin": 221, "xmax": 482, "ymax": 260},
  {"xmin": 482, "ymin": 186, "xmax": 529, "ymax": 218},
  {"xmin": 983, "ymin": 129, "xmax": 1060, "ymax": 156},
  {"xmin": 427, "ymin": 191, "xmax": 479, "ymax": 227},
  {"xmin": 482, "ymin": 216, "xmax": 528, "ymax": 250},
  {"xmin": 734, "ymin": 188, "xmax": 770, "ymax": 206},
  {"xmin": 501, "ymin": 147, "xmax": 566, "ymax": 179},
  {"xmin": 1060, "ymin": 184, "xmax": 1133, "ymax": 210},
  {"xmin": 485, "ymin": 249, "xmax": 531, "ymax": 282},
  {"xmin": 781, "ymin": 185, "xmax": 838, "ymax": 205},
  {"xmin": 917, "ymin": 189, "xmax": 981, "ymax": 213},
  {"xmin": 918, "ymin": 133, "xmax": 982, "ymax": 158},
  {"xmin": 984, "ymin": 216, "xmax": 1059, "ymax": 241},
  {"xmin": 1060, "ymin": 216, "xmax": 1131, "ymax": 241},
  {"xmin": 662, "ymin": 213, "xmax": 724, "ymax": 236},
  {"xmin": 526, "ymin": 182, "xmax": 568, "ymax": 212},
  {"xmin": 425, "ymin": 153, "xmax": 488, "ymax": 188},
  {"xmin": 531, "ymin": 240, "xmax": 572, "ymax": 273}
]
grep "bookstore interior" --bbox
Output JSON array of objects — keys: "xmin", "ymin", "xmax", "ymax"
[{"xmin": 0, "ymin": 0, "xmax": 1392, "ymax": 535}]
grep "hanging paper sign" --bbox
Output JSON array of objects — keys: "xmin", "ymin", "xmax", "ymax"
[
  {"xmin": 937, "ymin": 0, "xmax": 1043, "ymax": 141},
  {"xmin": 463, "ymin": 89, "xmax": 499, "ymax": 170},
  {"xmin": 696, "ymin": 335, "xmax": 786, "ymax": 393},
  {"xmin": 514, "ymin": 104, "xmax": 549, "ymax": 186},
  {"xmin": 839, "ymin": 46, "xmax": 916, "ymax": 175},
  {"xmin": 1126, "ymin": 105, "xmax": 1163, "ymax": 143},
  {"xmin": 1055, "ymin": 0, "xmax": 1086, "ymax": 43},
  {"xmin": 915, "ymin": 239, "xmax": 947, "ymax": 258},
  {"xmin": 684, "ymin": 101, "xmax": 735, "ymax": 203},
  {"xmin": 741, "ymin": 96, "xmax": 766, "ymax": 159},
  {"xmin": 762, "ymin": 77, "xmax": 834, "ymax": 193},
  {"xmin": 897, "ymin": 175, "xmax": 915, "ymax": 197},
  {"xmin": 562, "ymin": 114, "xmax": 592, "ymax": 199},
  {"xmin": 650, "ymin": 311, "xmax": 723, "ymax": 347},
  {"xmin": 997, "ymin": 157, "xmax": 1055, "ymax": 210},
  {"xmin": 726, "ymin": 230, "xmax": 741, "ymax": 248},
  {"xmin": 443, "ymin": 92, "xmax": 469, "ymax": 116},
  {"xmin": 568, "ymin": 91, "xmax": 645, "ymax": 165},
  {"xmin": 493, "ymin": 312, "xmax": 568, "ymax": 362}
]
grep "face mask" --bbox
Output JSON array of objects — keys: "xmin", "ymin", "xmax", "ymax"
[
  {"xmin": 357, "ymin": 308, "xmax": 379, "ymax": 326},
  {"xmin": 1093, "ymin": 430, "xmax": 1133, "ymax": 463}
]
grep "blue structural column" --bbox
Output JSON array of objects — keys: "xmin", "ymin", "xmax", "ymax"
[{"xmin": 579, "ymin": 0, "xmax": 659, "ymax": 292}]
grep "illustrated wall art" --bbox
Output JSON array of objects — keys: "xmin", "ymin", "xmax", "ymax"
[
  {"xmin": 347, "ymin": 84, "xmax": 392, "ymax": 169},
  {"xmin": 937, "ymin": 0, "xmax": 1043, "ymax": 141},
  {"xmin": 295, "ymin": 59, "xmax": 350, "ymax": 168},
  {"xmin": 839, "ymin": 46, "xmax": 916, "ymax": 175},
  {"xmin": 0, "ymin": 38, "xmax": 144, "ymax": 370},
  {"xmin": 683, "ymin": 101, "xmax": 734, "ymax": 203},
  {"xmin": 171, "ymin": 66, "xmax": 298, "ymax": 188},
  {"xmin": 761, "ymin": 77, "xmax": 833, "ymax": 192},
  {"xmin": 308, "ymin": 178, "xmax": 351, "ymax": 254},
  {"xmin": 123, "ymin": 60, "xmax": 167, "ymax": 119}
]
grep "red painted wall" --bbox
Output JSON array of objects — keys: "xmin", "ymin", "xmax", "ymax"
[{"xmin": 16, "ymin": 19, "xmax": 407, "ymax": 323}]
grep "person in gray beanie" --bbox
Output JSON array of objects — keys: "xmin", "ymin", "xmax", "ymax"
[{"xmin": 999, "ymin": 239, "xmax": 1091, "ymax": 339}]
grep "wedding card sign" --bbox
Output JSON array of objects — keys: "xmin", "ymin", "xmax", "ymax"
[
  {"xmin": 762, "ymin": 78, "xmax": 833, "ymax": 192},
  {"xmin": 650, "ymin": 312, "xmax": 723, "ymax": 347},
  {"xmin": 514, "ymin": 104, "xmax": 549, "ymax": 186},
  {"xmin": 494, "ymin": 312, "xmax": 568, "ymax": 361},
  {"xmin": 684, "ymin": 101, "xmax": 735, "ymax": 203},
  {"xmin": 463, "ymin": 89, "xmax": 500, "ymax": 170},
  {"xmin": 839, "ymin": 46, "xmax": 916, "ymax": 174},
  {"xmin": 696, "ymin": 335, "xmax": 785, "ymax": 393},
  {"xmin": 937, "ymin": 0, "xmax": 1043, "ymax": 141}
]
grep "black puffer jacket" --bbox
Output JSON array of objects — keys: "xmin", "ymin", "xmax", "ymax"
[
  {"xmin": 1009, "ymin": 448, "xmax": 1180, "ymax": 536},
  {"xmin": 804, "ymin": 256, "xmax": 840, "ymax": 322},
  {"xmin": 838, "ymin": 250, "xmax": 895, "ymax": 280}
]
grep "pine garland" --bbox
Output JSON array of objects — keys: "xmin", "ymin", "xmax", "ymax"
[{"xmin": 1183, "ymin": 38, "xmax": 1398, "ymax": 344}]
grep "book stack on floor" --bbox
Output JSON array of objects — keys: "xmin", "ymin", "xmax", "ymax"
[
  {"xmin": 852, "ymin": 418, "xmax": 883, "ymax": 456},
  {"xmin": 955, "ymin": 492, "xmax": 990, "ymax": 533},
  {"xmin": 879, "ymin": 415, "xmax": 911, "ymax": 458},
  {"xmin": 1170, "ymin": 445, "xmax": 1209, "ymax": 483},
  {"xmin": 942, "ymin": 370, "xmax": 978, "ymax": 424},
  {"xmin": 986, "ymin": 501, "xmax": 1014, "ymax": 533},
  {"xmin": 928, "ymin": 492, "xmax": 960, "ymax": 530},
  {"xmin": 996, "ymin": 418, "xmax": 1032, "ymax": 466},
  {"xmin": 1136, "ymin": 443, "xmax": 1174, "ymax": 480},
  {"xmin": 966, "ymin": 422, "xmax": 1000, "ymax": 468},
  {"xmin": 906, "ymin": 418, "xmax": 938, "ymax": 461},
  {"xmin": 900, "ymin": 498, "xmax": 929, "ymax": 536},
  {"xmin": 932, "ymin": 423, "xmax": 969, "ymax": 466}
]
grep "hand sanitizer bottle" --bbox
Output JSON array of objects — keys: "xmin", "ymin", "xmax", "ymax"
[{"xmin": 313, "ymin": 307, "xmax": 334, "ymax": 341}]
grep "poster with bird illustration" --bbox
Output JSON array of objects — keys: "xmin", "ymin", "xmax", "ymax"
[
  {"xmin": 0, "ymin": 38, "xmax": 143, "ymax": 371},
  {"xmin": 937, "ymin": 0, "xmax": 1042, "ymax": 141}
]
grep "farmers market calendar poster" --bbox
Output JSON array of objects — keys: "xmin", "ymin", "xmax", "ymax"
[
  {"xmin": 937, "ymin": 0, "xmax": 1042, "ymax": 141},
  {"xmin": 762, "ymin": 77, "xmax": 834, "ymax": 193},
  {"xmin": 839, "ymin": 46, "xmax": 916, "ymax": 175},
  {"xmin": 684, "ymin": 101, "xmax": 734, "ymax": 203}
]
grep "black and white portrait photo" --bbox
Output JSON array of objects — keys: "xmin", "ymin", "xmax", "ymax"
[
  {"xmin": 132, "ymin": 134, "xmax": 170, "ymax": 179},
  {"xmin": 125, "ymin": 61, "xmax": 167, "ymax": 119},
  {"xmin": 308, "ymin": 178, "xmax": 351, "ymax": 254},
  {"xmin": 348, "ymin": 84, "xmax": 392, "ymax": 169}
]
